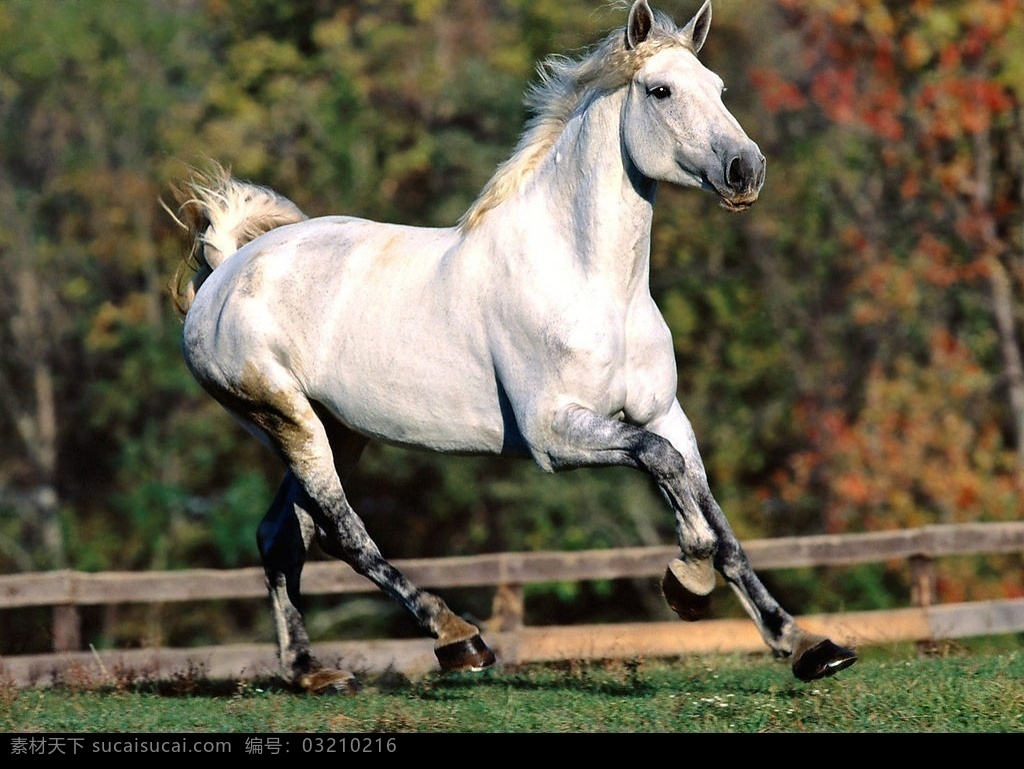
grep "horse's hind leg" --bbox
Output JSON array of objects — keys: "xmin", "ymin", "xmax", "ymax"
[
  {"xmin": 247, "ymin": 388, "xmax": 495, "ymax": 679},
  {"xmin": 307, "ymin": 481, "xmax": 496, "ymax": 673},
  {"xmin": 257, "ymin": 472, "xmax": 358, "ymax": 693}
]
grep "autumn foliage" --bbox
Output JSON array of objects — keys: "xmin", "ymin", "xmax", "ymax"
[
  {"xmin": 752, "ymin": 1, "xmax": 1022, "ymax": 555},
  {"xmin": 0, "ymin": 1, "xmax": 1021, "ymax": 634}
]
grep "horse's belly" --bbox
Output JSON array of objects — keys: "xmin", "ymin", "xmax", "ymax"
[{"xmin": 315, "ymin": 371, "xmax": 510, "ymax": 455}]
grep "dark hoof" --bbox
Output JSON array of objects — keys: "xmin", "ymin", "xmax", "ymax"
[
  {"xmin": 661, "ymin": 558, "xmax": 714, "ymax": 621},
  {"xmin": 792, "ymin": 638, "xmax": 858, "ymax": 682},
  {"xmin": 435, "ymin": 634, "xmax": 496, "ymax": 672}
]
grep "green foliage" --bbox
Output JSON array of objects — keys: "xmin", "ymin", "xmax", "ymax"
[{"xmin": 350, "ymin": 446, "xmax": 669, "ymax": 559}]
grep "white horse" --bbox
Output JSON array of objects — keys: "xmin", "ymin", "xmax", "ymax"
[{"xmin": 171, "ymin": 0, "xmax": 856, "ymax": 690}]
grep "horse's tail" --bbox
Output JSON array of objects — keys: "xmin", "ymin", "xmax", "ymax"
[{"xmin": 166, "ymin": 162, "xmax": 307, "ymax": 316}]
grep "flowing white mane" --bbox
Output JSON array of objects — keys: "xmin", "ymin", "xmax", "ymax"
[{"xmin": 458, "ymin": 10, "xmax": 687, "ymax": 231}]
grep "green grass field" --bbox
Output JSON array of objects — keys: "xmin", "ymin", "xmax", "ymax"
[{"xmin": 3, "ymin": 640, "xmax": 1022, "ymax": 733}]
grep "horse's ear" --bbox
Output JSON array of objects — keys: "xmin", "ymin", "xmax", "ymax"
[
  {"xmin": 681, "ymin": 0, "xmax": 712, "ymax": 53},
  {"xmin": 626, "ymin": 0, "xmax": 654, "ymax": 49}
]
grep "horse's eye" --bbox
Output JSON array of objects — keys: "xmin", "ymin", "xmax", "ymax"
[{"xmin": 647, "ymin": 85, "xmax": 671, "ymax": 100}]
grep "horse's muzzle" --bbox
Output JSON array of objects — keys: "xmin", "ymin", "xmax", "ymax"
[
  {"xmin": 717, "ymin": 190, "xmax": 760, "ymax": 212},
  {"xmin": 716, "ymin": 148, "xmax": 765, "ymax": 211}
]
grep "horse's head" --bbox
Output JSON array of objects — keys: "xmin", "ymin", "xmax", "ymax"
[{"xmin": 621, "ymin": 0, "xmax": 765, "ymax": 211}]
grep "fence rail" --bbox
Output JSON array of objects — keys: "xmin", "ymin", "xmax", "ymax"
[{"xmin": 2, "ymin": 522, "xmax": 1023, "ymax": 687}]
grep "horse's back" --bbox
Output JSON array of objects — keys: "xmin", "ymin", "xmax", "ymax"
[
  {"xmin": 185, "ymin": 215, "xmax": 456, "ymax": 352},
  {"xmin": 182, "ymin": 215, "xmax": 511, "ymax": 454}
]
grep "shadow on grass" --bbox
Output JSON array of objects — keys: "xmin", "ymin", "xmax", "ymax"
[
  {"xmin": 12, "ymin": 644, "xmax": 932, "ymax": 702},
  {"xmin": 7, "ymin": 657, "xmax": 686, "ymax": 700}
]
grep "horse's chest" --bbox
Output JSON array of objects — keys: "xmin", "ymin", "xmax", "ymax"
[{"xmin": 544, "ymin": 319, "xmax": 622, "ymax": 369}]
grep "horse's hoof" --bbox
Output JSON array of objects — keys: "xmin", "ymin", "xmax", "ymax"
[
  {"xmin": 662, "ymin": 557, "xmax": 715, "ymax": 621},
  {"xmin": 435, "ymin": 634, "xmax": 496, "ymax": 672},
  {"xmin": 299, "ymin": 669, "xmax": 361, "ymax": 695},
  {"xmin": 792, "ymin": 638, "xmax": 858, "ymax": 682}
]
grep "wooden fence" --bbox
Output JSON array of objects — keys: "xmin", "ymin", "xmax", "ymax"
[{"xmin": 1, "ymin": 522, "xmax": 1023, "ymax": 687}]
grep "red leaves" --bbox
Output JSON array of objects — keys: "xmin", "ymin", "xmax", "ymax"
[
  {"xmin": 780, "ymin": 341, "xmax": 1013, "ymax": 535},
  {"xmin": 810, "ymin": 67, "xmax": 859, "ymax": 125},
  {"xmin": 759, "ymin": 2, "xmax": 1014, "ymax": 145},
  {"xmin": 916, "ymin": 76, "xmax": 1013, "ymax": 140},
  {"xmin": 749, "ymin": 68, "xmax": 806, "ymax": 112},
  {"xmin": 862, "ymin": 84, "xmax": 905, "ymax": 140}
]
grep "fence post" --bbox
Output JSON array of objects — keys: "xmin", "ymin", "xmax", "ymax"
[
  {"xmin": 909, "ymin": 553, "xmax": 938, "ymax": 652},
  {"xmin": 489, "ymin": 582, "xmax": 524, "ymax": 632},
  {"xmin": 909, "ymin": 554, "xmax": 936, "ymax": 608},
  {"xmin": 52, "ymin": 605, "xmax": 81, "ymax": 652}
]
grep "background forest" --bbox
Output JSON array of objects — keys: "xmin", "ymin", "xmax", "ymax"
[{"xmin": 1, "ymin": 0, "xmax": 1022, "ymax": 653}]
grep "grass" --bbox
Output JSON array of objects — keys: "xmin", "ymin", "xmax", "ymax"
[{"xmin": 2, "ymin": 640, "xmax": 1022, "ymax": 733}]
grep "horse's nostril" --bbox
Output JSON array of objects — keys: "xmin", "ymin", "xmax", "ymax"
[
  {"xmin": 727, "ymin": 151, "xmax": 764, "ymax": 192},
  {"xmin": 728, "ymin": 156, "xmax": 745, "ymax": 189}
]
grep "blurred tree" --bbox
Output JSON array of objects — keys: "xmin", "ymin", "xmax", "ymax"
[
  {"xmin": 3, "ymin": 0, "xmax": 1021, "ymax": 651},
  {"xmin": 746, "ymin": 1, "xmax": 1022, "ymax": 553},
  {"xmin": 0, "ymin": 2, "xmax": 280, "ymax": 584}
]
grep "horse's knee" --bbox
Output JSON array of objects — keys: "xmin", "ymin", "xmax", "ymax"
[{"xmin": 636, "ymin": 431, "xmax": 685, "ymax": 478}]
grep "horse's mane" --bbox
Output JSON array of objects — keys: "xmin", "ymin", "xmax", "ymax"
[{"xmin": 458, "ymin": 8, "xmax": 687, "ymax": 231}]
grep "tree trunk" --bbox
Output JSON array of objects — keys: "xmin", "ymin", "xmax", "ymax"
[
  {"xmin": 0, "ymin": 187, "xmax": 67, "ymax": 572},
  {"xmin": 972, "ymin": 126, "xmax": 1024, "ymax": 500}
]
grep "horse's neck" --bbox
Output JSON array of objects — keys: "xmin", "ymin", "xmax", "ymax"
[{"xmin": 523, "ymin": 90, "xmax": 657, "ymax": 293}]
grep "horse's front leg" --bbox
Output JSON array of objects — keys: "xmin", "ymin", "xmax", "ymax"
[
  {"xmin": 546, "ymin": 402, "xmax": 856, "ymax": 681},
  {"xmin": 647, "ymin": 403, "xmax": 857, "ymax": 680},
  {"xmin": 697, "ymin": 493, "xmax": 858, "ymax": 680},
  {"xmin": 547, "ymin": 403, "xmax": 718, "ymax": 578}
]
